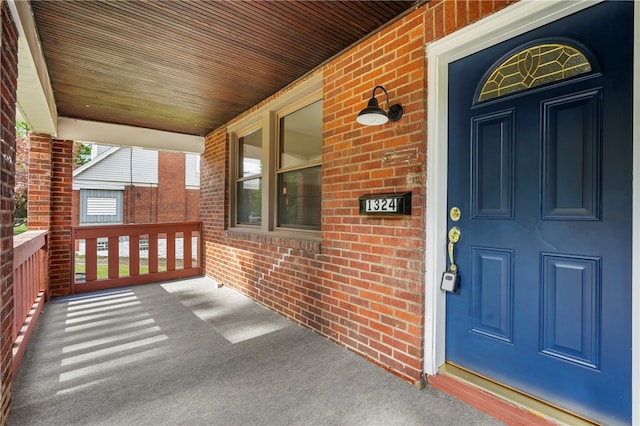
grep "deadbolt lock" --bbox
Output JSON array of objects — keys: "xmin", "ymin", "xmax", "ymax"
[{"xmin": 449, "ymin": 207, "xmax": 461, "ymax": 222}]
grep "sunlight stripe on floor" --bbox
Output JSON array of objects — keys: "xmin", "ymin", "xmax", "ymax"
[
  {"xmin": 64, "ymin": 306, "xmax": 144, "ymax": 325},
  {"xmin": 65, "ymin": 301, "xmax": 141, "ymax": 317},
  {"xmin": 64, "ymin": 318, "xmax": 155, "ymax": 342},
  {"xmin": 58, "ymin": 289, "xmax": 133, "ymax": 305},
  {"xmin": 61, "ymin": 334, "xmax": 168, "ymax": 367},
  {"xmin": 56, "ymin": 377, "xmax": 113, "ymax": 396},
  {"xmin": 64, "ymin": 312, "xmax": 151, "ymax": 332},
  {"xmin": 67, "ymin": 295, "xmax": 139, "ymax": 311},
  {"xmin": 59, "ymin": 346, "xmax": 166, "ymax": 382},
  {"xmin": 63, "ymin": 326, "xmax": 162, "ymax": 353}
]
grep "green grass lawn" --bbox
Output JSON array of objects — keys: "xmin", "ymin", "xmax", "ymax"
[
  {"xmin": 74, "ymin": 255, "xmax": 194, "ymax": 281},
  {"xmin": 13, "ymin": 224, "xmax": 27, "ymax": 235},
  {"xmin": 75, "ymin": 262, "xmax": 150, "ymax": 277},
  {"xmin": 75, "ymin": 256, "xmax": 155, "ymax": 279}
]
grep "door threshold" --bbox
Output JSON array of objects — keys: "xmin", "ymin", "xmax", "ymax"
[{"xmin": 428, "ymin": 363, "xmax": 598, "ymax": 426}]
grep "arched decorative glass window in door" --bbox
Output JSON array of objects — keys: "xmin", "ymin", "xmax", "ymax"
[{"xmin": 476, "ymin": 42, "xmax": 595, "ymax": 103}]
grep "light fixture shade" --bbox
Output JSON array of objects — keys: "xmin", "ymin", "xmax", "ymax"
[
  {"xmin": 357, "ymin": 98, "xmax": 389, "ymax": 126},
  {"xmin": 356, "ymin": 85, "xmax": 403, "ymax": 126}
]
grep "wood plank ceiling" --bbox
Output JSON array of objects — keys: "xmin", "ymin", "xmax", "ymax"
[{"xmin": 30, "ymin": 1, "xmax": 420, "ymax": 137}]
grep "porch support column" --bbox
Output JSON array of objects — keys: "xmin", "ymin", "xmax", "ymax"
[
  {"xmin": 49, "ymin": 139, "xmax": 73, "ymax": 295},
  {"xmin": 27, "ymin": 136, "xmax": 73, "ymax": 295},
  {"xmin": 27, "ymin": 133, "xmax": 52, "ymax": 299},
  {"xmin": 27, "ymin": 133, "xmax": 52, "ymax": 230}
]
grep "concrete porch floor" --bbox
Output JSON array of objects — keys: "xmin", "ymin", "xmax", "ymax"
[{"xmin": 9, "ymin": 277, "xmax": 502, "ymax": 426}]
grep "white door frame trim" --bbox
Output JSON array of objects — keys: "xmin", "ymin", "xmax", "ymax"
[{"xmin": 424, "ymin": 1, "xmax": 638, "ymax": 423}]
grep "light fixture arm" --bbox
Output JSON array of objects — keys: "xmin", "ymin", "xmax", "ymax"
[{"xmin": 372, "ymin": 85, "xmax": 391, "ymax": 111}]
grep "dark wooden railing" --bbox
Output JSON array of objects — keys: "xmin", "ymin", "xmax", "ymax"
[
  {"xmin": 13, "ymin": 230, "xmax": 48, "ymax": 375},
  {"xmin": 72, "ymin": 222, "xmax": 202, "ymax": 294}
]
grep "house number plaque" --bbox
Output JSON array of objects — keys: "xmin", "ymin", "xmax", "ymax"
[{"xmin": 359, "ymin": 192, "xmax": 411, "ymax": 215}]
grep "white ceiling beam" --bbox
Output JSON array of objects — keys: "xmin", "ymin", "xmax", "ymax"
[
  {"xmin": 57, "ymin": 117, "xmax": 204, "ymax": 154},
  {"xmin": 8, "ymin": 0, "xmax": 57, "ymax": 135}
]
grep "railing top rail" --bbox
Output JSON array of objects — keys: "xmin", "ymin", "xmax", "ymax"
[
  {"xmin": 13, "ymin": 230, "xmax": 48, "ymax": 246},
  {"xmin": 13, "ymin": 231, "xmax": 48, "ymax": 267},
  {"xmin": 72, "ymin": 222, "xmax": 202, "ymax": 238}
]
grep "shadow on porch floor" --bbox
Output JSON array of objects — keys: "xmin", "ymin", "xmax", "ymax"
[{"xmin": 10, "ymin": 277, "xmax": 502, "ymax": 426}]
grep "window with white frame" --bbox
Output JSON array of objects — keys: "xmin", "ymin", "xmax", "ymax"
[{"xmin": 229, "ymin": 78, "xmax": 322, "ymax": 234}]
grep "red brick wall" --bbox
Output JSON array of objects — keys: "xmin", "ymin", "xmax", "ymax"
[
  {"xmin": 26, "ymin": 133, "xmax": 52, "ymax": 230},
  {"xmin": 158, "ymin": 151, "xmax": 185, "ymax": 223},
  {"xmin": 320, "ymin": 8, "xmax": 428, "ymax": 381},
  {"xmin": 184, "ymin": 189, "xmax": 199, "ymax": 222},
  {"xmin": 1, "ymin": 1, "xmax": 18, "ymax": 423},
  {"xmin": 27, "ymin": 133, "xmax": 53, "ymax": 298},
  {"xmin": 123, "ymin": 186, "xmax": 158, "ymax": 224},
  {"xmin": 201, "ymin": 129, "xmax": 228, "ymax": 277},
  {"xmin": 29, "ymin": 137, "xmax": 74, "ymax": 296},
  {"xmin": 201, "ymin": 0, "xmax": 513, "ymax": 385},
  {"xmin": 49, "ymin": 140, "xmax": 73, "ymax": 295}
]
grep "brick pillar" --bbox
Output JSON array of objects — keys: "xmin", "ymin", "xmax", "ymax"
[
  {"xmin": 27, "ymin": 133, "xmax": 52, "ymax": 230},
  {"xmin": 27, "ymin": 136, "xmax": 73, "ymax": 296},
  {"xmin": 0, "ymin": 0, "xmax": 19, "ymax": 423},
  {"xmin": 49, "ymin": 140, "xmax": 73, "ymax": 296},
  {"xmin": 27, "ymin": 133, "xmax": 52, "ymax": 301}
]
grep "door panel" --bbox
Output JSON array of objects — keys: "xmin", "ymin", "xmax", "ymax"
[
  {"xmin": 541, "ymin": 253, "xmax": 600, "ymax": 368},
  {"xmin": 542, "ymin": 91, "xmax": 601, "ymax": 220},
  {"xmin": 445, "ymin": 2, "xmax": 633, "ymax": 424},
  {"xmin": 470, "ymin": 247, "xmax": 513, "ymax": 342},
  {"xmin": 471, "ymin": 110, "xmax": 514, "ymax": 219}
]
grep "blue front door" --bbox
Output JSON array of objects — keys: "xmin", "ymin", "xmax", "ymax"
[{"xmin": 445, "ymin": 2, "xmax": 633, "ymax": 424}]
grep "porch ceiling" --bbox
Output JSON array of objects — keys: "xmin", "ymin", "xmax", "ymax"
[{"xmin": 22, "ymin": 0, "xmax": 419, "ymax": 144}]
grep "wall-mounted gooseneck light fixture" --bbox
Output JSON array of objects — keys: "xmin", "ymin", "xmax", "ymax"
[{"xmin": 356, "ymin": 85, "xmax": 403, "ymax": 126}]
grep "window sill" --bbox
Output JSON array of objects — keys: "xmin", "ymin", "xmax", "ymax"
[{"xmin": 225, "ymin": 227, "xmax": 321, "ymax": 253}]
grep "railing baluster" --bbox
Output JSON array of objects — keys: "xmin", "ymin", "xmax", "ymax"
[
  {"xmin": 108, "ymin": 236, "xmax": 119, "ymax": 278},
  {"xmin": 25, "ymin": 257, "xmax": 32, "ymax": 317},
  {"xmin": 196, "ymin": 225, "xmax": 201, "ymax": 267},
  {"xmin": 39, "ymin": 247, "xmax": 46, "ymax": 292},
  {"xmin": 86, "ymin": 238, "xmax": 98, "ymax": 281},
  {"xmin": 184, "ymin": 230, "xmax": 192, "ymax": 270},
  {"xmin": 149, "ymin": 233, "xmax": 158, "ymax": 273},
  {"xmin": 130, "ymin": 234, "xmax": 140, "ymax": 276},
  {"xmin": 13, "ymin": 265, "xmax": 22, "ymax": 342},
  {"xmin": 167, "ymin": 232, "xmax": 175, "ymax": 271}
]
